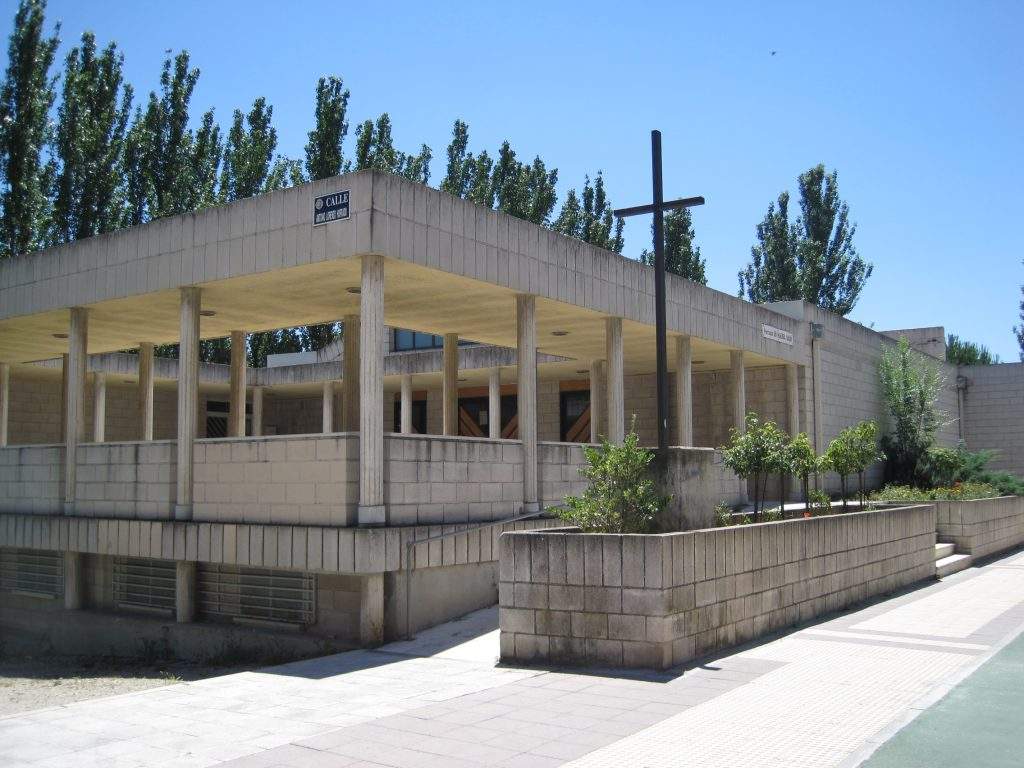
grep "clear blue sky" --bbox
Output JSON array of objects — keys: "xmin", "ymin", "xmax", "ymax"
[{"xmin": 11, "ymin": 1, "xmax": 1023, "ymax": 359}]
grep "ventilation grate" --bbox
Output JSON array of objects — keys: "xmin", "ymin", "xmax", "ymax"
[
  {"xmin": 113, "ymin": 557, "xmax": 177, "ymax": 614},
  {"xmin": 197, "ymin": 564, "xmax": 316, "ymax": 628},
  {"xmin": 0, "ymin": 548, "xmax": 64, "ymax": 598}
]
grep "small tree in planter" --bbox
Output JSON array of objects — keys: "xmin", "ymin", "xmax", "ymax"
[
  {"xmin": 823, "ymin": 421, "xmax": 883, "ymax": 511},
  {"xmin": 786, "ymin": 433, "xmax": 820, "ymax": 516},
  {"xmin": 850, "ymin": 420, "xmax": 885, "ymax": 504},
  {"xmin": 558, "ymin": 428, "xmax": 670, "ymax": 533},
  {"xmin": 721, "ymin": 413, "xmax": 787, "ymax": 521}
]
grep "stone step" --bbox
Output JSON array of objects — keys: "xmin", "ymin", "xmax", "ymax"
[
  {"xmin": 936, "ymin": 553, "xmax": 973, "ymax": 578},
  {"xmin": 935, "ymin": 542, "xmax": 955, "ymax": 560}
]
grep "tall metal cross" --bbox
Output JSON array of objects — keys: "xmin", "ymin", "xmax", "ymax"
[{"xmin": 613, "ymin": 130, "xmax": 705, "ymax": 453}]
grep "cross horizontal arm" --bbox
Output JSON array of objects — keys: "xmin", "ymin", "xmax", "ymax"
[{"xmin": 612, "ymin": 195, "xmax": 705, "ymax": 218}]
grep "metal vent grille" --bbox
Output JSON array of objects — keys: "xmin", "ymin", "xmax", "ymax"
[
  {"xmin": 0, "ymin": 548, "xmax": 63, "ymax": 598},
  {"xmin": 113, "ymin": 557, "xmax": 176, "ymax": 614},
  {"xmin": 198, "ymin": 564, "xmax": 316, "ymax": 628}
]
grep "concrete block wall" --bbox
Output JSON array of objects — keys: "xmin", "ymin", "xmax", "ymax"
[
  {"xmin": 384, "ymin": 435, "xmax": 524, "ymax": 525},
  {"xmin": 935, "ymin": 496, "xmax": 1024, "ymax": 559},
  {"xmin": 74, "ymin": 441, "xmax": 177, "ymax": 519},
  {"xmin": 499, "ymin": 504, "xmax": 936, "ymax": 669},
  {"xmin": 0, "ymin": 445, "xmax": 62, "ymax": 515},
  {"xmin": 962, "ymin": 362, "xmax": 1024, "ymax": 476},
  {"xmin": 193, "ymin": 435, "xmax": 358, "ymax": 527},
  {"xmin": 539, "ymin": 442, "xmax": 591, "ymax": 509}
]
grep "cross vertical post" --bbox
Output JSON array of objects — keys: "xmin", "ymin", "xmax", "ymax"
[{"xmin": 613, "ymin": 131, "xmax": 704, "ymax": 454}]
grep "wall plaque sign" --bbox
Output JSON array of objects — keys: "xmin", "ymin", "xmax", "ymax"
[
  {"xmin": 313, "ymin": 190, "xmax": 350, "ymax": 226},
  {"xmin": 762, "ymin": 323, "xmax": 794, "ymax": 345}
]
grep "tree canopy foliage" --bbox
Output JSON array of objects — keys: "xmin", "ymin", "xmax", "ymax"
[{"xmin": 946, "ymin": 334, "xmax": 998, "ymax": 366}]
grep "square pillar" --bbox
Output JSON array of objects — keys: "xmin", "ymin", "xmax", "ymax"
[
  {"xmin": 251, "ymin": 386, "xmax": 264, "ymax": 437},
  {"xmin": 138, "ymin": 342, "xmax": 154, "ymax": 440},
  {"xmin": 64, "ymin": 307, "xmax": 88, "ymax": 513},
  {"xmin": 359, "ymin": 573, "xmax": 384, "ymax": 646},
  {"xmin": 675, "ymin": 336, "xmax": 693, "ymax": 446},
  {"xmin": 358, "ymin": 254, "xmax": 386, "ymax": 526},
  {"xmin": 175, "ymin": 560, "xmax": 196, "ymax": 623},
  {"xmin": 176, "ymin": 287, "xmax": 201, "ymax": 521},
  {"xmin": 229, "ymin": 330, "xmax": 247, "ymax": 437},
  {"xmin": 60, "ymin": 353, "xmax": 68, "ymax": 441},
  {"xmin": 605, "ymin": 317, "xmax": 624, "ymax": 444},
  {"xmin": 488, "ymin": 367, "xmax": 501, "ymax": 440},
  {"xmin": 63, "ymin": 552, "xmax": 82, "ymax": 610},
  {"xmin": 400, "ymin": 374, "xmax": 413, "ymax": 434},
  {"xmin": 342, "ymin": 314, "xmax": 360, "ymax": 431},
  {"xmin": 517, "ymin": 295, "xmax": 538, "ymax": 512},
  {"xmin": 589, "ymin": 360, "xmax": 605, "ymax": 444},
  {"xmin": 92, "ymin": 372, "xmax": 106, "ymax": 443},
  {"xmin": 443, "ymin": 333, "xmax": 459, "ymax": 436},
  {"xmin": 322, "ymin": 380, "xmax": 335, "ymax": 433},
  {"xmin": 730, "ymin": 349, "xmax": 746, "ymax": 435},
  {"xmin": 0, "ymin": 362, "xmax": 9, "ymax": 447},
  {"xmin": 785, "ymin": 363, "xmax": 800, "ymax": 438}
]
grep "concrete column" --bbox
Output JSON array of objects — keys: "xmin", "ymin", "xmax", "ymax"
[
  {"xmin": 228, "ymin": 330, "xmax": 247, "ymax": 437},
  {"xmin": 730, "ymin": 349, "xmax": 746, "ymax": 435},
  {"xmin": 488, "ymin": 367, "xmax": 501, "ymax": 440},
  {"xmin": 517, "ymin": 295, "xmax": 538, "ymax": 512},
  {"xmin": 342, "ymin": 314, "xmax": 360, "ymax": 431},
  {"xmin": 138, "ymin": 342, "xmax": 154, "ymax": 441},
  {"xmin": 64, "ymin": 308, "xmax": 88, "ymax": 513},
  {"xmin": 785, "ymin": 363, "xmax": 800, "ymax": 438},
  {"xmin": 322, "ymin": 380, "xmax": 334, "ymax": 433},
  {"xmin": 175, "ymin": 561, "xmax": 196, "ymax": 623},
  {"xmin": 175, "ymin": 287, "xmax": 201, "ymax": 521},
  {"xmin": 251, "ymin": 386, "xmax": 263, "ymax": 437},
  {"xmin": 400, "ymin": 374, "xmax": 413, "ymax": 434},
  {"xmin": 60, "ymin": 353, "xmax": 67, "ymax": 442},
  {"xmin": 92, "ymin": 372, "xmax": 106, "ymax": 443},
  {"xmin": 63, "ymin": 552, "xmax": 82, "ymax": 610},
  {"xmin": 443, "ymin": 333, "xmax": 459, "ymax": 436},
  {"xmin": 811, "ymin": 337, "xmax": 825, "ymax": 456},
  {"xmin": 358, "ymin": 254, "xmax": 386, "ymax": 526},
  {"xmin": 675, "ymin": 336, "xmax": 693, "ymax": 446},
  {"xmin": 589, "ymin": 360, "xmax": 605, "ymax": 443},
  {"xmin": 359, "ymin": 573, "xmax": 384, "ymax": 646},
  {"xmin": 605, "ymin": 317, "xmax": 624, "ymax": 444},
  {"xmin": 0, "ymin": 362, "xmax": 9, "ymax": 447}
]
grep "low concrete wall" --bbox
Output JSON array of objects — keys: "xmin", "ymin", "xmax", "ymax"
[
  {"xmin": 499, "ymin": 504, "xmax": 935, "ymax": 669},
  {"xmin": 539, "ymin": 442, "xmax": 590, "ymax": 508},
  {"xmin": 935, "ymin": 496, "xmax": 1024, "ymax": 559},
  {"xmin": 656, "ymin": 447, "xmax": 746, "ymax": 531},
  {"xmin": 75, "ymin": 441, "xmax": 177, "ymax": 518},
  {"xmin": 0, "ymin": 444, "xmax": 62, "ymax": 515}
]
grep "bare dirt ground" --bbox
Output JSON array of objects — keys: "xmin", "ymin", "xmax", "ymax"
[{"xmin": 0, "ymin": 655, "xmax": 242, "ymax": 717}]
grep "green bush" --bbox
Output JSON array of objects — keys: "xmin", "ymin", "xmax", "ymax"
[
  {"xmin": 720, "ymin": 413, "xmax": 788, "ymax": 520},
  {"xmin": 557, "ymin": 429, "xmax": 670, "ymax": 533},
  {"xmin": 808, "ymin": 489, "xmax": 832, "ymax": 515},
  {"xmin": 870, "ymin": 483, "xmax": 1001, "ymax": 502},
  {"xmin": 714, "ymin": 502, "xmax": 750, "ymax": 527},
  {"xmin": 921, "ymin": 444, "xmax": 1024, "ymax": 496}
]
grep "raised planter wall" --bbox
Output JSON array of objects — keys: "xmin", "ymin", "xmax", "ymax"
[
  {"xmin": 935, "ymin": 496, "xmax": 1024, "ymax": 559},
  {"xmin": 499, "ymin": 504, "xmax": 936, "ymax": 670}
]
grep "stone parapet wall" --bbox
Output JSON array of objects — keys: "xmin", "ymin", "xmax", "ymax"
[
  {"xmin": 935, "ymin": 496, "xmax": 1024, "ymax": 559},
  {"xmin": 499, "ymin": 504, "xmax": 935, "ymax": 669},
  {"xmin": 538, "ymin": 442, "xmax": 590, "ymax": 509},
  {"xmin": 74, "ymin": 441, "xmax": 177, "ymax": 519},
  {"xmin": 961, "ymin": 362, "xmax": 1024, "ymax": 476},
  {"xmin": 0, "ymin": 513, "xmax": 562, "ymax": 575},
  {"xmin": 0, "ymin": 445, "xmax": 62, "ymax": 515}
]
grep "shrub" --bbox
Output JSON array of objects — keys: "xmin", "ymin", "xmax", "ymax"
[
  {"xmin": 808, "ymin": 489, "xmax": 832, "ymax": 515},
  {"xmin": 558, "ymin": 429, "xmax": 670, "ymax": 533},
  {"xmin": 870, "ymin": 483, "xmax": 1001, "ymax": 502},
  {"xmin": 878, "ymin": 337, "xmax": 946, "ymax": 485},
  {"xmin": 922, "ymin": 444, "xmax": 1024, "ymax": 496},
  {"xmin": 714, "ymin": 502, "xmax": 751, "ymax": 527}
]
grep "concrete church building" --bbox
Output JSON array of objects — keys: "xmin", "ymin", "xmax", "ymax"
[{"xmin": 0, "ymin": 169, "xmax": 1019, "ymax": 658}]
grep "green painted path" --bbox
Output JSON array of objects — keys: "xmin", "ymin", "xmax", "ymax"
[{"xmin": 863, "ymin": 630, "xmax": 1024, "ymax": 767}]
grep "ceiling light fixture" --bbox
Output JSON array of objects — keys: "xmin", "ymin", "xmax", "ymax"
[
  {"xmin": 346, "ymin": 286, "xmax": 361, "ymax": 295},
  {"xmin": 693, "ymin": 360, "xmax": 706, "ymax": 364},
  {"xmin": 200, "ymin": 310, "xmax": 217, "ymax": 317},
  {"xmin": 52, "ymin": 332, "xmax": 68, "ymax": 339},
  {"xmin": 551, "ymin": 330, "xmax": 569, "ymax": 337},
  {"xmin": 576, "ymin": 369, "xmax": 588, "ymax": 374}
]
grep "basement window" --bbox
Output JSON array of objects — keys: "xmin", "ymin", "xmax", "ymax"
[
  {"xmin": 0, "ymin": 548, "xmax": 64, "ymax": 599},
  {"xmin": 197, "ymin": 564, "xmax": 316, "ymax": 629},
  {"xmin": 112, "ymin": 557, "xmax": 177, "ymax": 616}
]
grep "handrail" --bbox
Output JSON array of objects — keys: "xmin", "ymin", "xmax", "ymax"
[{"xmin": 403, "ymin": 507, "xmax": 550, "ymax": 640}]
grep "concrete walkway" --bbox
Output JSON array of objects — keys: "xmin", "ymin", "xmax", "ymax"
[{"xmin": 3, "ymin": 549, "xmax": 1024, "ymax": 768}]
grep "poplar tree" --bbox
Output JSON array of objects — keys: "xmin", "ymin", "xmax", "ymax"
[
  {"xmin": 1014, "ymin": 261, "xmax": 1024, "ymax": 361},
  {"xmin": 640, "ymin": 207, "xmax": 705, "ymax": 284},
  {"xmin": 219, "ymin": 97, "xmax": 277, "ymax": 201},
  {"xmin": 739, "ymin": 165, "xmax": 871, "ymax": 315},
  {"xmin": 304, "ymin": 75, "xmax": 349, "ymax": 181},
  {"xmin": 554, "ymin": 172, "xmax": 624, "ymax": 253},
  {"xmin": 51, "ymin": 32, "xmax": 133, "ymax": 244},
  {"xmin": 0, "ymin": 0, "xmax": 59, "ymax": 258},
  {"xmin": 353, "ymin": 113, "xmax": 431, "ymax": 183},
  {"xmin": 491, "ymin": 141, "xmax": 557, "ymax": 225}
]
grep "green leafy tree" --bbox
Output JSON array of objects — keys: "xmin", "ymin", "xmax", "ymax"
[
  {"xmin": 0, "ymin": 0, "xmax": 59, "ymax": 258},
  {"xmin": 554, "ymin": 172, "xmax": 624, "ymax": 253},
  {"xmin": 640, "ymin": 207, "xmax": 706, "ymax": 284},
  {"xmin": 440, "ymin": 119, "xmax": 473, "ymax": 197},
  {"xmin": 304, "ymin": 75, "xmax": 349, "ymax": 182},
  {"xmin": 51, "ymin": 32, "xmax": 133, "ymax": 244},
  {"xmin": 946, "ymin": 334, "xmax": 998, "ymax": 366},
  {"xmin": 219, "ymin": 97, "xmax": 277, "ymax": 201},
  {"xmin": 491, "ymin": 140, "xmax": 557, "ymax": 225},
  {"xmin": 786, "ymin": 433, "xmax": 820, "ymax": 514},
  {"xmin": 720, "ymin": 413, "xmax": 788, "ymax": 520},
  {"xmin": 558, "ymin": 427, "xmax": 669, "ymax": 533},
  {"xmin": 739, "ymin": 165, "xmax": 872, "ymax": 315},
  {"xmin": 353, "ymin": 113, "xmax": 431, "ymax": 183},
  {"xmin": 1015, "ymin": 259, "xmax": 1024, "ymax": 361},
  {"xmin": 879, "ymin": 337, "xmax": 945, "ymax": 486}
]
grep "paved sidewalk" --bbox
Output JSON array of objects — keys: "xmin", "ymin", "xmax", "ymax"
[{"xmin": 3, "ymin": 549, "xmax": 1024, "ymax": 768}]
